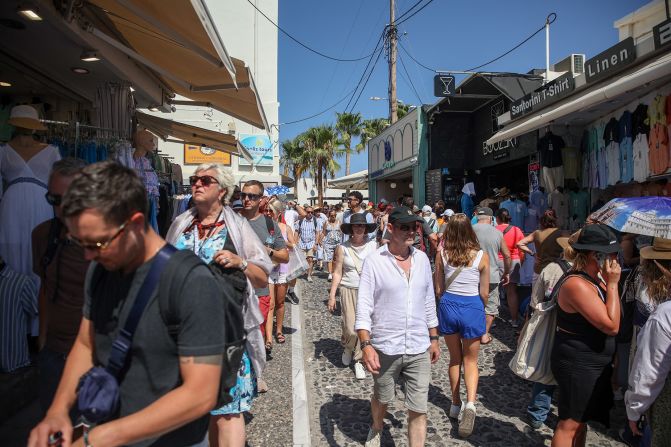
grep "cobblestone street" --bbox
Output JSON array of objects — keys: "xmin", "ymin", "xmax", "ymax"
[{"xmin": 297, "ymin": 272, "xmax": 627, "ymax": 447}]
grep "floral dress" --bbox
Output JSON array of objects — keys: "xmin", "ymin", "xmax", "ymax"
[
  {"xmin": 323, "ymin": 221, "xmax": 342, "ymax": 262},
  {"xmin": 174, "ymin": 223, "xmax": 257, "ymax": 415}
]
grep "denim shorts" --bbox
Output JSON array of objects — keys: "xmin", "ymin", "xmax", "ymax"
[{"xmin": 438, "ymin": 291, "xmax": 486, "ymax": 339}]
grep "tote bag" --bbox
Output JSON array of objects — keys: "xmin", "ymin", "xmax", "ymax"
[
  {"xmin": 287, "ymin": 248, "xmax": 308, "ymax": 281},
  {"xmin": 509, "ymin": 273, "xmax": 571, "ymax": 385}
]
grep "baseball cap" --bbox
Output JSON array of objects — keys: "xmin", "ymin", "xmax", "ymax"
[
  {"xmin": 388, "ymin": 206, "xmax": 423, "ymax": 225},
  {"xmin": 421, "ymin": 205, "xmax": 432, "ymax": 214},
  {"xmin": 231, "ymin": 200, "xmax": 243, "ymax": 210},
  {"xmin": 442, "ymin": 209, "xmax": 455, "ymax": 217},
  {"xmin": 570, "ymin": 224, "xmax": 620, "ymax": 253},
  {"xmin": 477, "ymin": 207, "xmax": 493, "ymax": 216}
]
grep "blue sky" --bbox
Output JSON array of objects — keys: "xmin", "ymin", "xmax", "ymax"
[{"xmin": 277, "ymin": 0, "xmax": 649, "ymax": 178}]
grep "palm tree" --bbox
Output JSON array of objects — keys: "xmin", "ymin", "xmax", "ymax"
[
  {"xmin": 356, "ymin": 118, "xmax": 389, "ymax": 152},
  {"xmin": 335, "ymin": 112, "xmax": 363, "ymax": 179},
  {"xmin": 280, "ymin": 136, "xmax": 304, "ymax": 183},
  {"xmin": 299, "ymin": 125, "xmax": 341, "ymax": 205},
  {"xmin": 397, "ymin": 103, "xmax": 412, "ymax": 119}
]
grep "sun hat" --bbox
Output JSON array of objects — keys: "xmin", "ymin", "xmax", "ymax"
[
  {"xmin": 442, "ymin": 209, "xmax": 455, "ymax": 217},
  {"xmin": 388, "ymin": 206, "xmax": 423, "ymax": 225},
  {"xmin": 421, "ymin": 205, "xmax": 432, "ymax": 214},
  {"xmin": 340, "ymin": 212, "xmax": 377, "ymax": 234},
  {"xmin": 8, "ymin": 105, "xmax": 46, "ymax": 131},
  {"xmin": 640, "ymin": 237, "xmax": 671, "ymax": 260},
  {"xmin": 569, "ymin": 224, "xmax": 620, "ymax": 253}
]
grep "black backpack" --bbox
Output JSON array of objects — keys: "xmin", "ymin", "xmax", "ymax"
[{"xmin": 158, "ymin": 250, "xmax": 247, "ymax": 407}]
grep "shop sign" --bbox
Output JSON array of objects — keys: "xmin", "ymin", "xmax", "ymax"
[
  {"xmin": 370, "ymin": 169, "xmax": 385, "ymax": 179},
  {"xmin": 433, "ymin": 74, "xmax": 456, "ymax": 97},
  {"xmin": 482, "ymin": 137, "xmax": 518, "ymax": 158},
  {"xmin": 585, "ymin": 37, "xmax": 636, "ymax": 84},
  {"xmin": 653, "ymin": 18, "xmax": 671, "ymax": 50},
  {"xmin": 238, "ymin": 134, "xmax": 273, "ymax": 166},
  {"xmin": 528, "ymin": 161, "xmax": 540, "ymax": 192},
  {"xmin": 184, "ymin": 144, "xmax": 231, "ymax": 165},
  {"xmin": 510, "ymin": 74, "xmax": 575, "ymax": 119}
]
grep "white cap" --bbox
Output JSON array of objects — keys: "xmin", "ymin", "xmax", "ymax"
[
  {"xmin": 442, "ymin": 209, "xmax": 455, "ymax": 217},
  {"xmin": 421, "ymin": 205, "xmax": 432, "ymax": 214}
]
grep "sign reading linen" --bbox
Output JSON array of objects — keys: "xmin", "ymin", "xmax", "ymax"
[
  {"xmin": 238, "ymin": 134, "xmax": 273, "ymax": 166},
  {"xmin": 584, "ymin": 37, "xmax": 636, "ymax": 84}
]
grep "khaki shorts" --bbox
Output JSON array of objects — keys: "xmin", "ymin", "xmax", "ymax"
[
  {"xmin": 302, "ymin": 247, "xmax": 315, "ymax": 258},
  {"xmin": 484, "ymin": 283, "xmax": 500, "ymax": 316},
  {"xmin": 373, "ymin": 349, "xmax": 431, "ymax": 414}
]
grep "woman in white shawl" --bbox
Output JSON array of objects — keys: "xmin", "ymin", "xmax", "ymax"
[{"xmin": 166, "ymin": 163, "xmax": 272, "ymax": 447}]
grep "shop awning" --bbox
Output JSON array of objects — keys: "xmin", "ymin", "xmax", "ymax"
[
  {"xmin": 136, "ymin": 111, "xmax": 253, "ymax": 162},
  {"xmin": 328, "ymin": 170, "xmax": 369, "ymax": 190},
  {"xmin": 486, "ymin": 51, "xmax": 671, "ymax": 145},
  {"xmin": 84, "ymin": 0, "xmax": 270, "ymax": 132}
]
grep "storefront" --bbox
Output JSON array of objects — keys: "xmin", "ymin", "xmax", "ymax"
[{"xmin": 368, "ymin": 107, "xmax": 429, "ymax": 204}]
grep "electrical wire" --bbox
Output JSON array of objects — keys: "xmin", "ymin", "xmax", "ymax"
[
  {"xmin": 398, "ymin": 52, "xmax": 424, "ymax": 104},
  {"xmin": 398, "ymin": 41, "xmax": 436, "ymax": 72},
  {"xmin": 276, "ymin": 87, "xmax": 359, "ymax": 127},
  {"xmin": 395, "ymin": 0, "xmax": 435, "ymax": 26},
  {"xmin": 344, "ymin": 30, "xmax": 387, "ymax": 112},
  {"xmin": 394, "ymin": 0, "xmax": 425, "ymax": 23},
  {"xmin": 245, "ymin": 0, "xmax": 375, "ymax": 62},
  {"xmin": 347, "ymin": 45, "xmax": 386, "ymax": 113}
]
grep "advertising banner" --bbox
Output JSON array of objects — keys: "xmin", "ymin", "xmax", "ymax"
[
  {"xmin": 183, "ymin": 144, "xmax": 231, "ymax": 165},
  {"xmin": 239, "ymin": 134, "xmax": 273, "ymax": 166}
]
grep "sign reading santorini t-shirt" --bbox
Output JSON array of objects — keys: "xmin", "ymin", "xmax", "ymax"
[
  {"xmin": 585, "ymin": 37, "xmax": 636, "ymax": 84},
  {"xmin": 510, "ymin": 74, "xmax": 575, "ymax": 119},
  {"xmin": 239, "ymin": 134, "xmax": 273, "ymax": 166}
]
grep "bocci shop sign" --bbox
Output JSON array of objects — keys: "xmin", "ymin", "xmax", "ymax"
[
  {"xmin": 483, "ymin": 137, "xmax": 518, "ymax": 159},
  {"xmin": 510, "ymin": 74, "xmax": 575, "ymax": 119}
]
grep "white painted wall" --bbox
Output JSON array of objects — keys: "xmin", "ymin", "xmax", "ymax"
[
  {"xmin": 293, "ymin": 177, "xmax": 368, "ymax": 206},
  {"xmin": 147, "ymin": 0, "xmax": 279, "ymax": 185},
  {"xmin": 614, "ymin": 1, "xmax": 667, "ymax": 44}
]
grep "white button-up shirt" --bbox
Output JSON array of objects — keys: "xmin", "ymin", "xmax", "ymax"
[{"xmin": 355, "ymin": 245, "xmax": 438, "ymax": 356}]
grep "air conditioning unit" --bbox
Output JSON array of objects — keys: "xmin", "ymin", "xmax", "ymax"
[{"xmin": 553, "ymin": 54, "xmax": 586, "ymax": 76}]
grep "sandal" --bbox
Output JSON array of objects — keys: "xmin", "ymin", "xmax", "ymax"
[
  {"xmin": 275, "ymin": 333, "xmax": 286, "ymax": 344},
  {"xmin": 265, "ymin": 341, "xmax": 273, "ymax": 353},
  {"xmin": 481, "ymin": 333, "xmax": 493, "ymax": 345}
]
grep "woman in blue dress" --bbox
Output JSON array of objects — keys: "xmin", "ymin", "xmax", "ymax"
[{"xmin": 167, "ymin": 163, "xmax": 272, "ymax": 447}]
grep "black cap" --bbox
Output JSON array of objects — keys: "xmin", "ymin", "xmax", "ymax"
[
  {"xmin": 570, "ymin": 224, "xmax": 620, "ymax": 253},
  {"xmin": 388, "ymin": 206, "xmax": 423, "ymax": 225},
  {"xmin": 477, "ymin": 207, "xmax": 493, "ymax": 216}
]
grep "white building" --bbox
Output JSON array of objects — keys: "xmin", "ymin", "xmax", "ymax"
[
  {"xmin": 147, "ymin": 0, "xmax": 281, "ymax": 188},
  {"xmin": 293, "ymin": 177, "xmax": 368, "ymax": 206}
]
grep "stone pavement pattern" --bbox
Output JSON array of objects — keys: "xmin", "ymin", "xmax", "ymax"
[{"xmin": 299, "ymin": 272, "xmax": 627, "ymax": 446}]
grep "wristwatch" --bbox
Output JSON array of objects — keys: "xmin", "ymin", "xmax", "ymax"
[
  {"xmin": 360, "ymin": 340, "xmax": 373, "ymax": 350},
  {"xmin": 429, "ymin": 335, "xmax": 440, "ymax": 341},
  {"xmin": 240, "ymin": 260, "xmax": 248, "ymax": 272}
]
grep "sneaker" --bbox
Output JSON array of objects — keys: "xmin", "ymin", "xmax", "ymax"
[
  {"xmin": 510, "ymin": 319, "xmax": 520, "ymax": 329},
  {"xmin": 364, "ymin": 428, "xmax": 381, "ymax": 447},
  {"xmin": 354, "ymin": 362, "xmax": 366, "ymax": 380},
  {"xmin": 307, "ymin": 275, "xmax": 313, "ymax": 283},
  {"xmin": 449, "ymin": 402, "xmax": 463, "ymax": 419},
  {"xmin": 328, "ymin": 273, "xmax": 333, "ymax": 281},
  {"xmin": 288, "ymin": 290, "xmax": 299, "ymax": 305},
  {"xmin": 342, "ymin": 349, "xmax": 353, "ymax": 366},
  {"xmin": 458, "ymin": 402, "xmax": 476, "ymax": 438},
  {"xmin": 526, "ymin": 416, "xmax": 543, "ymax": 430},
  {"xmin": 613, "ymin": 388, "xmax": 624, "ymax": 401},
  {"xmin": 257, "ymin": 377, "xmax": 269, "ymax": 393}
]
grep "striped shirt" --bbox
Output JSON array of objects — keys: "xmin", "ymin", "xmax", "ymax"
[
  {"xmin": 0, "ymin": 265, "xmax": 38, "ymax": 372},
  {"xmin": 297, "ymin": 217, "xmax": 323, "ymax": 250}
]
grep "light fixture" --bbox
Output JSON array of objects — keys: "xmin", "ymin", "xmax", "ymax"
[
  {"xmin": 0, "ymin": 81, "xmax": 11, "ymax": 87},
  {"xmin": 409, "ymin": 183, "xmax": 413, "ymax": 189},
  {"xmin": 80, "ymin": 50, "xmax": 100, "ymax": 62},
  {"xmin": 147, "ymin": 106, "xmax": 159, "ymax": 112},
  {"xmin": 71, "ymin": 67, "xmax": 89, "ymax": 74},
  {"xmin": 390, "ymin": 182, "xmax": 397, "ymax": 189},
  {"xmin": 17, "ymin": 3, "xmax": 42, "ymax": 21}
]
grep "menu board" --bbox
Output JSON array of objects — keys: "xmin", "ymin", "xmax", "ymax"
[{"xmin": 425, "ymin": 169, "xmax": 443, "ymax": 206}]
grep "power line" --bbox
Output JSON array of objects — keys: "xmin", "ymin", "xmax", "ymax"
[
  {"xmin": 394, "ymin": 0, "xmax": 425, "ymax": 23},
  {"xmin": 398, "ymin": 41, "xmax": 435, "ymax": 72},
  {"xmin": 344, "ymin": 30, "xmax": 386, "ymax": 112},
  {"xmin": 246, "ymin": 0, "xmax": 375, "ymax": 62},
  {"xmin": 348, "ymin": 45, "xmax": 386, "ymax": 113},
  {"xmin": 396, "ymin": 0, "xmax": 435, "ymax": 26},
  {"xmin": 398, "ymin": 52, "xmax": 424, "ymax": 104},
  {"xmin": 277, "ymin": 87, "xmax": 358, "ymax": 126}
]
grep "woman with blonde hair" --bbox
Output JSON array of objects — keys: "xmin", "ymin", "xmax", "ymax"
[
  {"xmin": 433, "ymin": 213, "xmax": 490, "ymax": 438},
  {"xmin": 166, "ymin": 163, "xmax": 272, "ymax": 447},
  {"xmin": 626, "ymin": 237, "xmax": 671, "ymax": 445},
  {"xmin": 265, "ymin": 198, "xmax": 296, "ymax": 344}
]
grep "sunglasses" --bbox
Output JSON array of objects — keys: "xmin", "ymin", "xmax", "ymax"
[
  {"xmin": 45, "ymin": 192, "xmax": 62, "ymax": 206},
  {"xmin": 396, "ymin": 223, "xmax": 418, "ymax": 232},
  {"xmin": 189, "ymin": 175, "xmax": 219, "ymax": 187},
  {"xmin": 68, "ymin": 218, "xmax": 130, "ymax": 251},
  {"xmin": 240, "ymin": 192, "xmax": 262, "ymax": 201}
]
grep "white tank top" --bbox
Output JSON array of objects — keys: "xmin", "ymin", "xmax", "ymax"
[
  {"xmin": 340, "ymin": 240, "xmax": 377, "ymax": 289},
  {"xmin": 442, "ymin": 250, "xmax": 483, "ymax": 296}
]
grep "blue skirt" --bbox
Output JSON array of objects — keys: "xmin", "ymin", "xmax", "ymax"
[
  {"xmin": 438, "ymin": 291, "xmax": 486, "ymax": 339},
  {"xmin": 211, "ymin": 350, "xmax": 257, "ymax": 415}
]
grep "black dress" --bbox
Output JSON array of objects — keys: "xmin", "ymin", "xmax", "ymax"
[{"xmin": 551, "ymin": 272, "xmax": 615, "ymax": 426}]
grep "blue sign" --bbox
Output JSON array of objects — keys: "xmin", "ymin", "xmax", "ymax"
[
  {"xmin": 384, "ymin": 140, "xmax": 392, "ymax": 161},
  {"xmin": 239, "ymin": 134, "xmax": 273, "ymax": 166}
]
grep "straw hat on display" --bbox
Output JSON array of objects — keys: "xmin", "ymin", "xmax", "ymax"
[{"xmin": 8, "ymin": 105, "xmax": 46, "ymax": 131}]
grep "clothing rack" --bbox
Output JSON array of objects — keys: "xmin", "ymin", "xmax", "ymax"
[{"xmin": 41, "ymin": 120, "xmax": 127, "ymax": 158}]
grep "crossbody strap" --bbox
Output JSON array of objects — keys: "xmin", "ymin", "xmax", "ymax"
[
  {"xmin": 440, "ymin": 250, "xmax": 464, "ymax": 292},
  {"xmin": 106, "ymin": 244, "xmax": 177, "ymax": 377},
  {"xmin": 347, "ymin": 246, "xmax": 364, "ymax": 275}
]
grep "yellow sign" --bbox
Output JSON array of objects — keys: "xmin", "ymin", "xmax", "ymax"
[{"xmin": 183, "ymin": 144, "xmax": 231, "ymax": 165}]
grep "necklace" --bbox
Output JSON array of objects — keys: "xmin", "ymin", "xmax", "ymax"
[{"xmin": 390, "ymin": 248, "xmax": 411, "ymax": 261}]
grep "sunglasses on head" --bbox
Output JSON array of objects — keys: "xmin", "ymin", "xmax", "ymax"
[
  {"xmin": 189, "ymin": 175, "xmax": 219, "ymax": 187},
  {"xmin": 45, "ymin": 192, "xmax": 62, "ymax": 206},
  {"xmin": 240, "ymin": 192, "xmax": 262, "ymax": 201}
]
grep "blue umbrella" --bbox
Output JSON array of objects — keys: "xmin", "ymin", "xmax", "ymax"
[
  {"xmin": 266, "ymin": 185, "xmax": 291, "ymax": 196},
  {"xmin": 591, "ymin": 196, "xmax": 671, "ymax": 238}
]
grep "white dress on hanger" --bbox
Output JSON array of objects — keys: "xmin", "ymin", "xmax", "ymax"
[{"xmin": 0, "ymin": 143, "xmax": 60, "ymax": 277}]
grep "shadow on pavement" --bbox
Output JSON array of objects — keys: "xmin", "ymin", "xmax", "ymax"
[
  {"xmin": 459, "ymin": 415, "xmax": 552, "ymax": 446},
  {"xmin": 313, "ymin": 338, "xmax": 346, "ymax": 368}
]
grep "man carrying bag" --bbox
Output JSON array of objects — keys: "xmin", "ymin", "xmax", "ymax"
[{"xmin": 29, "ymin": 162, "xmax": 227, "ymax": 447}]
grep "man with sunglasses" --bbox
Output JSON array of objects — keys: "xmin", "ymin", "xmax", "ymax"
[
  {"xmin": 30, "ymin": 161, "xmax": 227, "ymax": 447},
  {"xmin": 356, "ymin": 206, "xmax": 440, "ymax": 447},
  {"xmin": 30, "ymin": 158, "xmax": 89, "ymax": 413}
]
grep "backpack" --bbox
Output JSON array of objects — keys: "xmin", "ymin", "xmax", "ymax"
[{"xmin": 264, "ymin": 215, "xmax": 275, "ymax": 237}]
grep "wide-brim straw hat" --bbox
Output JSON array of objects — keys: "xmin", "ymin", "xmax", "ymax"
[
  {"xmin": 340, "ymin": 212, "xmax": 377, "ymax": 234},
  {"xmin": 641, "ymin": 237, "xmax": 671, "ymax": 260},
  {"xmin": 557, "ymin": 230, "xmax": 581, "ymax": 251},
  {"xmin": 8, "ymin": 105, "xmax": 46, "ymax": 131}
]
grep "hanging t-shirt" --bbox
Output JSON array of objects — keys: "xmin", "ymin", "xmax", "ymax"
[
  {"xmin": 648, "ymin": 95, "xmax": 667, "ymax": 127},
  {"xmin": 648, "ymin": 123, "xmax": 670, "ymax": 176},
  {"xmin": 569, "ymin": 189, "xmax": 590, "ymax": 227},
  {"xmin": 633, "ymin": 133, "xmax": 650, "ymax": 182},
  {"xmin": 499, "ymin": 199, "xmax": 527, "ymax": 230},
  {"xmin": 538, "ymin": 133, "xmax": 565, "ymax": 168},
  {"xmin": 580, "ymin": 131, "xmax": 590, "ymax": 188},
  {"xmin": 596, "ymin": 121, "xmax": 608, "ymax": 189},
  {"xmin": 603, "ymin": 118, "xmax": 621, "ymax": 185},
  {"xmin": 588, "ymin": 127, "xmax": 600, "ymax": 188},
  {"xmin": 562, "ymin": 146, "xmax": 580, "ymax": 180},
  {"xmin": 632, "ymin": 104, "xmax": 650, "ymax": 136},
  {"xmin": 618, "ymin": 110, "xmax": 634, "ymax": 183}
]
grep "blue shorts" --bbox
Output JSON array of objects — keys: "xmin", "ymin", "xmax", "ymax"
[{"xmin": 438, "ymin": 291, "xmax": 486, "ymax": 339}]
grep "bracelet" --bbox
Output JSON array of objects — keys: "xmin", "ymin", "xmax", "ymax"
[
  {"xmin": 429, "ymin": 335, "xmax": 440, "ymax": 341},
  {"xmin": 83, "ymin": 429, "xmax": 94, "ymax": 447},
  {"xmin": 360, "ymin": 340, "xmax": 373, "ymax": 350}
]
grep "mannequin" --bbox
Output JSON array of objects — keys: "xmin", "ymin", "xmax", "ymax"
[
  {"xmin": 548, "ymin": 186, "xmax": 569, "ymax": 230},
  {"xmin": 132, "ymin": 129, "xmax": 160, "ymax": 231}
]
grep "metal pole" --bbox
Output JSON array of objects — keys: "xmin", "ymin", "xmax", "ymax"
[
  {"xmin": 389, "ymin": 0, "xmax": 398, "ymax": 124},
  {"xmin": 545, "ymin": 16, "xmax": 550, "ymax": 85}
]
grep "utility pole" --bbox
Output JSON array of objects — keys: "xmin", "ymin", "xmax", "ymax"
[{"xmin": 389, "ymin": 0, "xmax": 398, "ymax": 124}]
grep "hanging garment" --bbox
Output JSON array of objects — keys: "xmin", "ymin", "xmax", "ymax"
[
  {"xmin": 619, "ymin": 111, "xmax": 634, "ymax": 183},
  {"xmin": 538, "ymin": 133, "xmax": 565, "ymax": 168},
  {"xmin": 549, "ymin": 189, "xmax": 570, "ymax": 230},
  {"xmin": 633, "ymin": 133, "xmax": 650, "ymax": 182},
  {"xmin": 632, "ymin": 104, "xmax": 650, "ymax": 136},
  {"xmin": 648, "ymin": 95, "xmax": 667, "ymax": 127},
  {"xmin": 588, "ymin": 127, "xmax": 599, "ymax": 188},
  {"xmin": 648, "ymin": 123, "xmax": 670, "ymax": 176},
  {"xmin": 603, "ymin": 118, "xmax": 621, "ymax": 185},
  {"xmin": 542, "ymin": 166, "xmax": 564, "ymax": 192},
  {"xmin": 561, "ymin": 146, "xmax": 580, "ymax": 180}
]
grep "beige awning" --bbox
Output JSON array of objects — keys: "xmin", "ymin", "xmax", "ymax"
[
  {"xmin": 328, "ymin": 170, "xmax": 369, "ymax": 190},
  {"xmin": 136, "ymin": 111, "xmax": 252, "ymax": 162},
  {"xmin": 85, "ymin": 0, "xmax": 269, "ymax": 132}
]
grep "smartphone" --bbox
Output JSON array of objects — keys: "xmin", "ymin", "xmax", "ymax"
[{"xmin": 595, "ymin": 253, "xmax": 608, "ymax": 269}]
